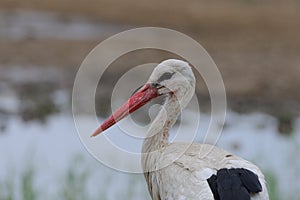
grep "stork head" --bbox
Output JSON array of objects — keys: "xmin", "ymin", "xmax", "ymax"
[
  {"xmin": 91, "ymin": 59, "xmax": 196, "ymax": 137},
  {"xmin": 148, "ymin": 59, "xmax": 195, "ymax": 107}
]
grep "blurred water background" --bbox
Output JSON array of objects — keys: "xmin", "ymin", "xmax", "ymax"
[{"xmin": 0, "ymin": 1, "xmax": 300, "ymax": 199}]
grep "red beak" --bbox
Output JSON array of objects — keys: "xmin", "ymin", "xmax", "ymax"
[{"xmin": 91, "ymin": 83, "xmax": 159, "ymax": 137}]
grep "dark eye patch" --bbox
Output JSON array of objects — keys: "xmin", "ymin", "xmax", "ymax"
[{"xmin": 157, "ymin": 72, "xmax": 175, "ymax": 83}]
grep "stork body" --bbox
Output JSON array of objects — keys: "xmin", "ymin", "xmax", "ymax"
[
  {"xmin": 92, "ymin": 59, "xmax": 269, "ymax": 200},
  {"xmin": 143, "ymin": 143, "xmax": 268, "ymax": 200}
]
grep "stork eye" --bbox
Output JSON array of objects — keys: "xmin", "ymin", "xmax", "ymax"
[{"xmin": 157, "ymin": 72, "xmax": 175, "ymax": 83}]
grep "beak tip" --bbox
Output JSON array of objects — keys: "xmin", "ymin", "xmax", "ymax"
[{"xmin": 90, "ymin": 127, "xmax": 103, "ymax": 137}]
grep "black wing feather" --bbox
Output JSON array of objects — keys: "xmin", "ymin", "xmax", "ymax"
[
  {"xmin": 233, "ymin": 187, "xmax": 249, "ymax": 200},
  {"xmin": 217, "ymin": 169, "xmax": 249, "ymax": 200},
  {"xmin": 207, "ymin": 174, "xmax": 220, "ymax": 200},
  {"xmin": 236, "ymin": 168, "xmax": 263, "ymax": 193},
  {"xmin": 207, "ymin": 168, "xmax": 262, "ymax": 200}
]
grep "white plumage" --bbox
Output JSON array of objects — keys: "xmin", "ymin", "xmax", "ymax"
[
  {"xmin": 92, "ymin": 59, "xmax": 269, "ymax": 200},
  {"xmin": 143, "ymin": 143, "xmax": 269, "ymax": 200}
]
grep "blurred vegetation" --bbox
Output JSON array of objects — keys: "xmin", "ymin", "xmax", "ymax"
[
  {"xmin": 276, "ymin": 112, "xmax": 294, "ymax": 135},
  {"xmin": 265, "ymin": 171, "xmax": 280, "ymax": 200},
  {"xmin": 15, "ymin": 82, "xmax": 59, "ymax": 123},
  {"xmin": 21, "ymin": 166, "xmax": 37, "ymax": 200},
  {"xmin": 0, "ymin": 154, "xmax": 294, "ymax": 200},
  {"xmin": 60, "ymin": 155, "xmax": 91, "ymax": 200},
  {"xmin": 0, "ymin": 155, "xmax": 149, "ymax": 200},
  {"xmin": 0, "ymin": 173, "xmax": 14, "ymax": 200}
]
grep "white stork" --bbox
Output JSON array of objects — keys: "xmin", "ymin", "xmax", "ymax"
[{"xmin": 91, "ymin": 59, "xmax": 269, "ymax": 200}]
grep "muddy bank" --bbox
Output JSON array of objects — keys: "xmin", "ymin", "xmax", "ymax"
[{"xmin": 0, "ymin": 4, "xmax": 299, "ymax": 134}]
